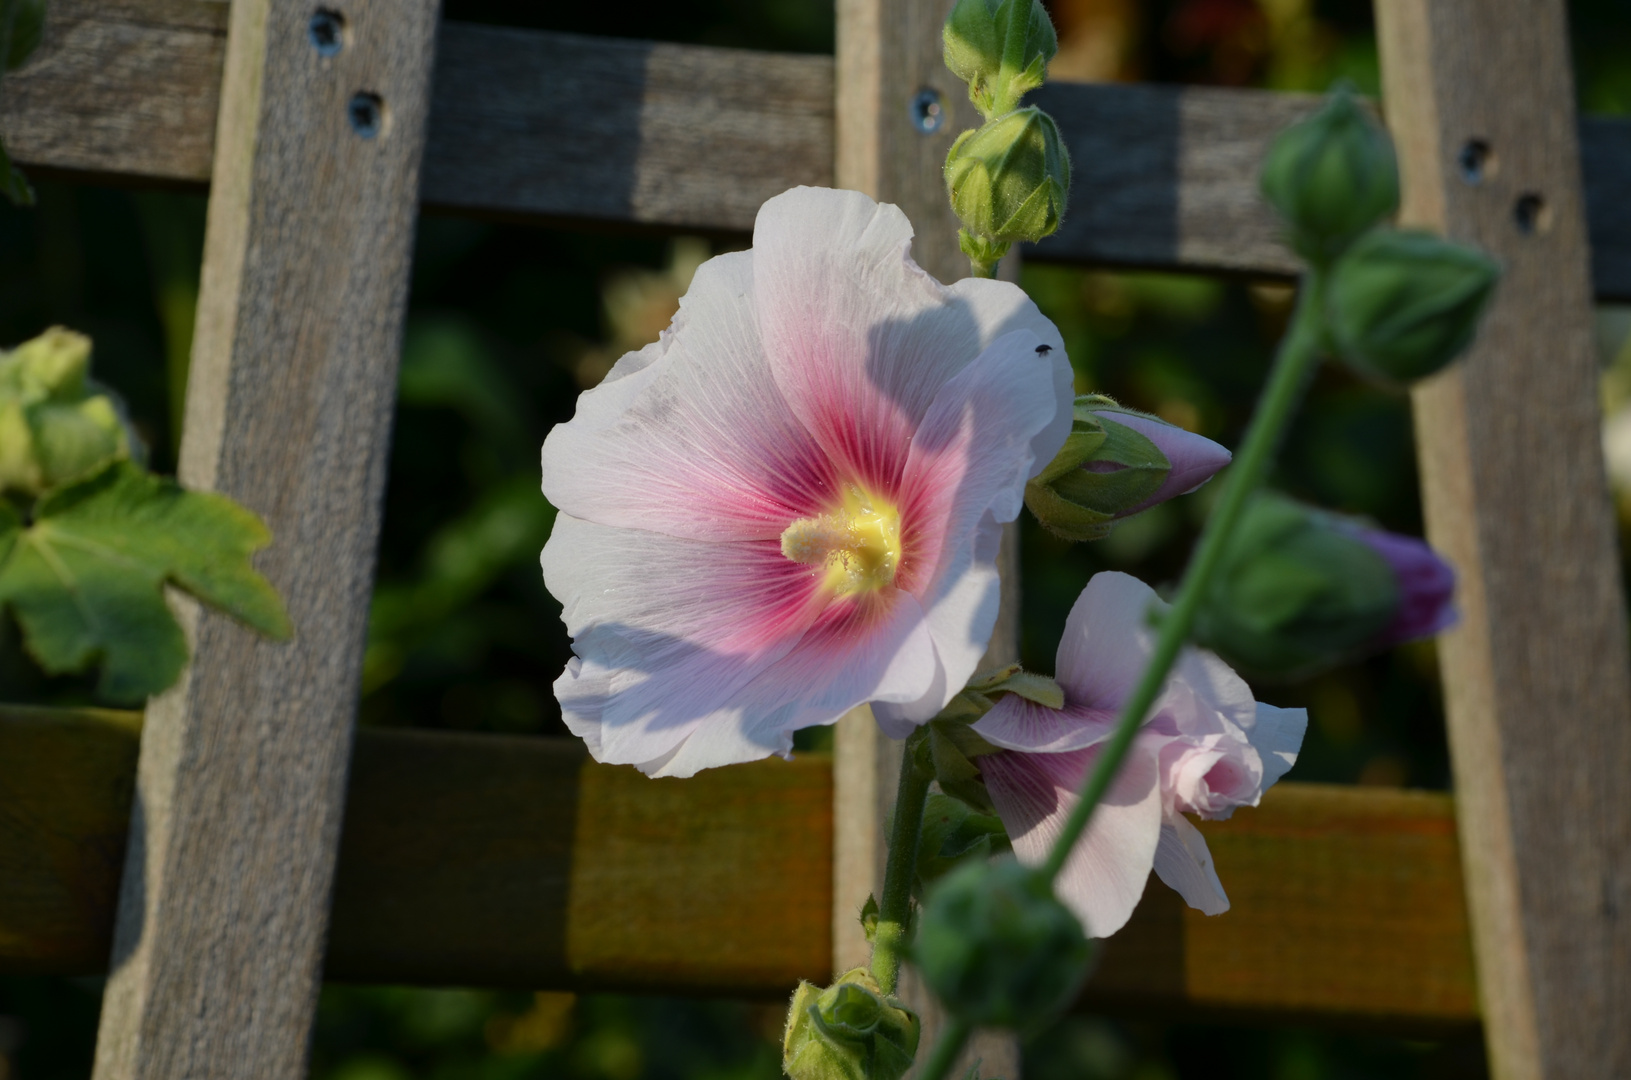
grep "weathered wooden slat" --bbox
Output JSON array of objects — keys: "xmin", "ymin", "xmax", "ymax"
[
  {"xmin": 88, "ymin": 0, "xmax": 442, "ymax": 1076},
  {"xmin": 833, "ymin": 0, "xmax": 1023, "ymax": 1073},
  {"xmin": 5, "ymin": 0, "xmax": 1628, "ymax": 298},
  {"xmin": 0, "ymin": 711, "xmax": 1477, "ymax": 1023},
  {"xmin": 1378, "ymin": 1, "xmax": 1631, "ymax": 1077}
]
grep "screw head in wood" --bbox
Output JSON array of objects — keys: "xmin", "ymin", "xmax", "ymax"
[
  {"xmin": 910, "ymin": 88, "xmax": 945, "ymax": 134},
  {"xmin": 348, "ymin": 92, "xmax": 385, "ymax": 138},
  {"xmin": 308, "ymin": 10, "xmax": 345, "ymax": 56},
  {"xmin": 1513, "ymin": 193, "xmax": 1551, "ymax": 235},
  {"xmin": 1457, "ymin": 139, "xmax": 1493, "ymax": 185}
]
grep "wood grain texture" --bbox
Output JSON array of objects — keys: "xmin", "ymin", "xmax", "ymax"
[
  {"xmin": 5, "ymin": 0, "xmax": 1627, "ymax": 295},
  {"xmin": 1377, "ymin": 2, "xmax": 1631, "ymax": 1077},
  {"xmin": 0, "ymin": 713, "xmax": 1476, "ymax": 1022},
  {"xmin": 833, "ymin": 1, "xmax": 1022, "ymax": 1072},
  {"xmin": 89, "ymin": 0, "xmax": 441, "ymax": 1076}
]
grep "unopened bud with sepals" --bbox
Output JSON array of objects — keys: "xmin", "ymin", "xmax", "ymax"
[
  {"xmin": 1025, "ymin": 395, "xmax": 1230, "ymax": 542},
  {"xmin": 1193, "ymin": 493, "xmax": 1456, "ymax": 679},
  {"xmin": 0, "ymin": 327, "xmax": 140, "ymax": 499},
  {"xmin": 1260, "ymin": 83, "xmax": 1398, "ymax": 265},
  {"xmin": 1326, "ymin": 228, "xmax": 1499, "ymax": 384},
  {"xmin": 913, "ymin": 858, "xmax": 1093, "ymax": 1034},
  {"xmin": 943, "ymin": 0, "xmax": 1057, "ymax": 120},
  {"xmin": 783, "ymin": 968, "xmax": 920, "ymax": 1080},
  {"xmin": 945, "ymin": 106, "xmax": 1071, "ymax": 276}
]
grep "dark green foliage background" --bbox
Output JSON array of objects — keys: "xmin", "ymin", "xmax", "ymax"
[{"xmin": 1, "ymin": 0, "xmax": 1626, "ymax": 1077}]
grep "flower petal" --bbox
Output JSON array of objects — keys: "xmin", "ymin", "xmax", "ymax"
[
  {"xmin": 982, "ymin": 744, "xmax": 1164, "ymax": 937},
  {"xmin": 542, "ymin": 250, "xmax": 837, "ymax": 542},
  {"xmin": 973, "ymin": 694, "xmax": 1117, "ymax": 753},
  {"xmin": 752, "ymin": 187, "xmax": 1067, "ymax": 493},
  {"xmin": 1054, "ymin": 572, "xmax": 1162, "ymax": 709},
  {"xmin": 1152, "ymin": 815, "xmax": 1230, "ymax": 915},
  {"xmin": 645, "ymin": 591, "xmax": 940, "ymax": 777},
  {"xmin": 545, "ymin": 513, "xmax": 825, "ymax": 768},
  {"xmin": 1247, "ymin": 701, "xmax": 1307, "ymax": 789}
]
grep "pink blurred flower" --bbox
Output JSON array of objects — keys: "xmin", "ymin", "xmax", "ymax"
[
  {"xmin": 972, "ymin": 572, "xmax": 1306, "ymax": 936},
  {"xmin": 541, "ymin": 187, "xmax": 1073, "ymax": 777}
]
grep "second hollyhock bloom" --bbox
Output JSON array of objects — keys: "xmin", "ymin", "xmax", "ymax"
[
  {"xmin": 542, "ymin": 186, "xmax": 1073, "ymax": 778},
  {"xmin": 971, "ymin": 572, "xmax": 1307, "ymax": 937}
]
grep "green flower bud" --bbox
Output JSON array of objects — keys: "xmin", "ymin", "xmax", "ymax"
[
  {"xmin": 1260, "ymin": 84, "xmax": 1399, "ymax": 265},
  {"xmin": 783, "ymin": 968, "xmax": 920, "ymax": 1080},
  {"xmin": 1193, "ymin": 493, "xmax": 1400, "ymax": 679},
  {"xmin": 913, "ymin": 858, "xmax": 1093, "ymax": 1034},
  {"xmin": 945, "ymin": 106, "xmax": 1071, "ymax": 263},
  {"xmin": 943, "ymin": 0, "xmax": 1057, "ymax": 119},
  {"xmin": 1025, "ymin": 396, "xmax": 1231, "ymax": 542},
  {"xmin": 0, "ymin": 327, "xmax": 137, "ymax": 498},
  {"xmin": 1326, "ymin": 228, "xmax": 1500, "ymax": 384}
]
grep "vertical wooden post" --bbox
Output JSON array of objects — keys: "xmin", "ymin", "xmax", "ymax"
[
  {"xmin": 833, "ymin": 0, "xmax": 1022, "ymax": 1074},
  {"xmin": 90, "ymin": 0, "xmax": 440, "ymax": 1075},
  {"xmin": 1376, "ymin": 3, "xmax": 1631, "ymax": 1077}
]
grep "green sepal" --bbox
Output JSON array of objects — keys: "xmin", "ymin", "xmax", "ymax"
[
  {"xmin": 943, "ymin": 0, "xmax": 1057, "ymax": 119},
  {"xmin": 783, "ymin": 969, "xmax": 920, "ymax": 1080},
  {"xmin": 0, "ymin": 460, "xmax": 292, "ymax": 701},
  {"xmin": 860, "ymin": 894, "xmax": 880, "ymax": 943},
  {"xmin": 1025, "ymin": 395, "xmax": 1170, "ymax": 542},
  {"xmin": 916, "ymin": 791, "xmax": 1010, "ymax": 896}
]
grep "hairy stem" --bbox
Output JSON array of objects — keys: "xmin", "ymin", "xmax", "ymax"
[
  {"xmin": 1041, "ymin": 270, "xmax": 1328, "ymax": 882},
  {"xmin": 870, "ymin": 738, "xmax": 933, "ymax": 994}
]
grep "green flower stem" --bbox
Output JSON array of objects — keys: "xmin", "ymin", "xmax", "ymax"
[
  {"xmin": 916, "ymin": 1019, "xmax": 973, "ymax": 1080},
  {"xmin": 991, "ymin": 0, "xmax": 1031, "ymax": 116},
  {"xmin": 870, "ymin": 739, "xmax": 934, "ymax": 994},
  {"xmin": 1040, "ymin": 270, "xmax": 1328, "ymax": 883}
]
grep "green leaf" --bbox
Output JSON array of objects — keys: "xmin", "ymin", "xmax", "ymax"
[
  {"xmin": 0, "ymin": 461, "xmax": 291, "ymax": 702},
  {"xmin": 2, "ymin": 0, "xmax": 46, "ymax": 72}
]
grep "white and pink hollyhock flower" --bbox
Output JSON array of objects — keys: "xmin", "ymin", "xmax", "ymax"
[
  {"xmin": 971, "ymin": 572, "xmax": 1307, "ymax": 936},
  {"xmin": 541, "ymin": 187, "xmax": 1074, "ymax": 778}
]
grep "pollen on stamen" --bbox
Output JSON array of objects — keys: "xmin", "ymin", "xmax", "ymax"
[{"xmin": 781, "ymin": 514, "xmax": 851, "ymax": 565}]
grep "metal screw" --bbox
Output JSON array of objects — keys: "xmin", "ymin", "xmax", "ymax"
[
  {"xmin": 1457, "ymin": 139, "xmax": 1491, "ymax": 185},
  {"xmin": 308, "ymin": 9, "xmax": 345, "ymax": 56},
  {"xmin": 348, "ymin": 92, "xmax": 384, "ymax": 138},
  {"xmin": 910, "ymin": 88, "xmax": 945, "ymax": 135},
  {"xmin": 1513, "ymin": 192, "xmax": 1549, "ymax": 235}
]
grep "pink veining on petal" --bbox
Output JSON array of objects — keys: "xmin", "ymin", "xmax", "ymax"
[{"xmin": 542, "ymin": 186, "xmax": 1075, "ymax": 775}]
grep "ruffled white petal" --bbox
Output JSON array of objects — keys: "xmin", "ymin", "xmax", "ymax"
[
  {"xmin": 1247, "ymin": 701, "xmax": 1307, "ymax": 789},
  {"xmin": 982, "ymin": 744, "xmax": 1164, "ymax": 938},
  {"xmin": 752, "ymin": 187, "xmax": 1067, "ymax": 492},
  {"xmin": 1152, "ymin": 816, "xmax": 1230, "ymax": 915},
  {"xmin": 973, "ymin": 695, "xmax": 1118, "ymax": 754},
  {"xmin": 542, "ymin": 250, "xmax": 837, "ymax": 542}
]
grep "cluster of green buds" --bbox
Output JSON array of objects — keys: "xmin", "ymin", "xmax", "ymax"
[
  {"xmin": 941, "ymin": 0, "xmax": 1071, "ymax": 277},
  {"xmin": 1260, "ymin": 84, "xmax": 1499, "ymax": 383},
  {"xmin": 0, "ymin": 326, "xmax": 141, "ymax": 501},
  {"xmin": 1024, "ymin": 395, "xmax": 1231, "ymax": 542},
  {"xmin": 784, "ymin": 968, "xmax": 920, "ymax": 1080}
]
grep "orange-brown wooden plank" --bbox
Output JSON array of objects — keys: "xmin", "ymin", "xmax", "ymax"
[
  {"xmin": 1, "ymin": 710, "xmax": 1475, "ymax": 1024},
  {"xmin": 4, "ymin": 0, "xmax": 1629, "ymax": 298}
]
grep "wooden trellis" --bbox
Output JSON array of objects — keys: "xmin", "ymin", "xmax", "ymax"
[{"xmin": 0, "ymin": 0, "xmax": 1627, "ymax": 1077}]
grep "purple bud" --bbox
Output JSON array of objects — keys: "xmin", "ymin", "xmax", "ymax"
[
  {"xmin": 1085, "ymin": 408, "xmax": 1233, "ymax": 517},
  {"xmin": 1351, "ymin": 528, "xmax": 1457, "ymax": 645}
]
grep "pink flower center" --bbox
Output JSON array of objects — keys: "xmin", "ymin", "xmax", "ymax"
[{"xmin": 780, "ymin": 484, "xmax": 902, "ymax": 597}]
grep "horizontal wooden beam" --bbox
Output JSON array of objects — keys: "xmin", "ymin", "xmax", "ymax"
[
  {"xmin": 1, "ymin": 708, "xmax": 1476, "ymax": 1024},
  {"xmin": 4, "ymin": 0, "xmax": 1627, "ymax": 299}
]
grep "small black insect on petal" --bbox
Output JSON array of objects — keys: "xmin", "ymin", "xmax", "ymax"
[{"xmin": 1035, "ymin": 344, "xmax": 1053, "ymax": 355}]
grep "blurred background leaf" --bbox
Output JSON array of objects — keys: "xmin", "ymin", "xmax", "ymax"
[{"xmin": 2, "ymin": 0, "xmax": 1627, "ymax": 1076}]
